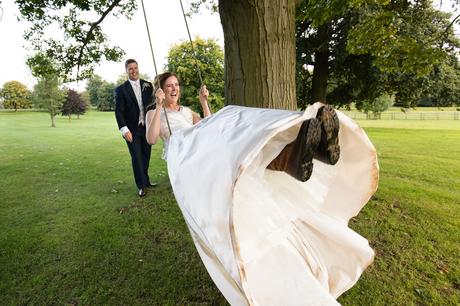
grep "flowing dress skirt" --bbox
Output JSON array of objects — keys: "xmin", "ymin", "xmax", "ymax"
[{"xmin": 166, "ymin": 103, "xmax": 379, "ymax": 305}]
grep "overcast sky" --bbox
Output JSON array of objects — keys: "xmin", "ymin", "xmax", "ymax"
[{"xmin": 0, "ymin": 0, "xmax": 224, "ymax": 90}]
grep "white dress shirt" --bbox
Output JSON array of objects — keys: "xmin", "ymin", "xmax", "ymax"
[{"xmin": 120, "ymin": 79, "xmax": 145, "ymax": 136}]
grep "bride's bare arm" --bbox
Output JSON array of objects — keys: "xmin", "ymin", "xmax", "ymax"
[
  {"xmin": 146, "ymin": 88, "xmax": 165, "ymax": 145},
  {"xmin": 199, "ymin": 85, "xmax": 211, "ymax": 118},
  {"xmin": 145, "ymin": 108, "xmax": 161, "ymax": 145}
]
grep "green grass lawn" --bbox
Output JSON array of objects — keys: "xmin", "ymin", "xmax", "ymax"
[{"xmin": 1, "ymin": 111, "xmax": 459, "ymax": 305}]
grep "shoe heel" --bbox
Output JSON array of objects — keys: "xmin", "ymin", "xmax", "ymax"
[
  {"xmin": 316, "ymin": 105, "xmax": 340, "ymax": 165},
  {"xmin": 296, "ymin": 119, "xmax": 321, "ymax": 181},
  {"xmin": 297, "ymin": 162, "xmax": 314, "ymax": 182},
  {"xmin": 327, "ymin": 144, "xmax": 340, "ymax": 165}
]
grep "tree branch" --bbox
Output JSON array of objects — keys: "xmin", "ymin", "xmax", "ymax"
[
  {"xmin": 446, "ymin": 13, "xmax": 460, "ymax": 33},
  {"xmin": 437, "ymin": 13, "xmax": 460, "ymax": 46},
  {"xmin": 76, "ymin": 0, "xmax": 123, "ymax": 78}
]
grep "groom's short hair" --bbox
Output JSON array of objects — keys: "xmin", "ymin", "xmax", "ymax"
[{"xmin": 125, "ymin": 59, "xmax": 138, "ymax": 69}]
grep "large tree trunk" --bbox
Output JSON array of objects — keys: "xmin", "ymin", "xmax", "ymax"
[
  {"xmin": 51, "ymin": 114, "xmax": 56, "ymax": 127},
  {"xmin": 219, "ymin": 0, "xmax": 298, "ymax": 110},
  {"xmin": 311, "ymin": 24, "xmax": 330, "ymax": 103}
]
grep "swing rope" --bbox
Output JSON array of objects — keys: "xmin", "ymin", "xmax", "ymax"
[
  {"xmin": 179, "ymin": 0, "xmax": 203, "ymax": 86},
  {"xmin": 140, "ymin": 0, "xmax": 172, "ymax": 136},
  {"xmin": 179, "ymin": 0, "xmax": 212, "ymax": 113},
  {"xmin": 140, "ymin": 0, "xmax": 210, "ymax": 136}
]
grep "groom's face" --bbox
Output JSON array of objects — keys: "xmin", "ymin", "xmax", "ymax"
[{"xmin": 126, "ymin": 62, "xmax": 139, "ymax": 81}]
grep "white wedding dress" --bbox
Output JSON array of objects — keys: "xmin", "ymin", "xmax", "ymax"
[{"xmin": 159, "ymin": 103, "xmax": 379, "ymax": 305}]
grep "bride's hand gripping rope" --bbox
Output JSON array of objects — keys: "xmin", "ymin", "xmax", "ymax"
[
  {"xmin": 199, "ymin": 85, "xmax": 211, "ymax": 118},
  {"xmin": 199, "ymin": 84, "xmax": 209, "ymax": 106},
  {"xmin": 155, "ymin": 88, "xmax": 165, "ymax": 108}
]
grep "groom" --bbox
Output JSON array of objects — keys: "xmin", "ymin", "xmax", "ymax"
[{"xmin": 115, "ymin": 59, "xmax": 157, "ymax": 197}]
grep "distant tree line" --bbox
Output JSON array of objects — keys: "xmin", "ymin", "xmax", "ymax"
[
  {"xmin": 0, "ymin": 36, "xmax": 224, "ymax": 126},
  {"xmin": 0, "ymin": 79, "xmax": 89, "ymax": 127}
]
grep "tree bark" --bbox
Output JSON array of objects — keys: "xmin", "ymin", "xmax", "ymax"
[
  {"xmin": 218, "ymin": 0, "xmax": 298, "ymax": 110},
  {"xmin": 311, "ymin": 24, "xmax": 330, "ymax": 103},
  {"xmin": 51, "ymin": 114, "xmax": 56, "ymax": 127}
]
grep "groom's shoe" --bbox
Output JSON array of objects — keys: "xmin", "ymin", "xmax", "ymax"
[
  {"xmin": 286, "ymin": 118, "xmax": 321, "ymax": 182},
  {"xmin": 315, "ymin": 105, "xmax": 340, "ymax": 165},
  {"xmin": 138, "ymin": 188, "xmax": 146, "ymax": 197}
]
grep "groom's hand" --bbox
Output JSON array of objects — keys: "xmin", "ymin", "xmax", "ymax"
[{"xmin": 124, "ymin": 131, "xmax": 133, "ymax": 142}]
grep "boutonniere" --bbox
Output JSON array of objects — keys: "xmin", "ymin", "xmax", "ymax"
[{"xmin": 142, "ymin": 82, "xmax": 152, "ymax": 92}]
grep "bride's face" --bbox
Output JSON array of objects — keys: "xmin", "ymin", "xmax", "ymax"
[{"xmin": 163, "ymin": 76, "xmax": 180, "ymax": 105}]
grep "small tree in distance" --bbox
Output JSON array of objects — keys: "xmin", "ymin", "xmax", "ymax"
[
  {"xmin": 0, "ymin": 81, "xmax": 32, "ymax": 111},
  {"xmin": 62, "ymin": 89, "xmax": 88, "ymax": 120},
  {"xmin": 357, "ymin": 93, "xmax": 395, "ymax": 119},
  {"xmin": 32, "ymin": 74, "xmax": 65, "ymax": 127}
]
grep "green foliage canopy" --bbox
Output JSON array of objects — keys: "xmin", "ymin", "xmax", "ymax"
[
  {"xmin": 427, "ymin": 58, "xmax": 460, "ymax": 107},
  {"xmin": 86, "ymin": 74, "xmax": 104, "ymax": 106},
  {"xmin": 0, "ymin": 80, "xmax": 32, "ymax": 111},
  {"xmin": 97, "ymin": 82, "xmax": 116, "ymax": 111},
  {"xmin": 16, "ymin": 0, "xmax": 136, "ymax": 81},
  {"xmin": 85, "ymin": 74, "xmax": 116, "ymax": 111},
  {"xmin": 295, "ymin": 0, "xmax": 460, "ymax": 109},
  {"xmin": 346, "ymin": 2, "xmax": 450, "ymax": 76},
  {"xmin": 165, "ymin": 37, "xmax": 224, "ymax": 114}
]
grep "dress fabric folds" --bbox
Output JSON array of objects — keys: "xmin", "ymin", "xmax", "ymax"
[{"xmin": 165, "ymin": 103, "xmax": 379, "ymax": 305}]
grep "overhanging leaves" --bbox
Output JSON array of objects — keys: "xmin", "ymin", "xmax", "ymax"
[{"xmin": 16, "ymin": 0, "xmax": 137, "ymax": 82}]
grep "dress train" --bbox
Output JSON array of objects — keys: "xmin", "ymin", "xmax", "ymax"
[{"xmin": 166, "ymin": 102, "xmax": 379, "ymax": 305}]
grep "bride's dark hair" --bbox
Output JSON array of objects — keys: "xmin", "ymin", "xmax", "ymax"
[
  {"xmin": 147, "ymin": 72, "xmax": 181, "ymax": 111},
  {"xmin": 154, "ymin": 72, "xmax": 180, "ymax": 91}
]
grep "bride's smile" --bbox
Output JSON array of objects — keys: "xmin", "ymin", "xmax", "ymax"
[{"xmin": 164, "ymin": 76, "xmax": 181, "ymax": 106}]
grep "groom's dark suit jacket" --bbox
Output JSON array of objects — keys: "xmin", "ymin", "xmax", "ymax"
[
  {"xmin": 115, "ymin": 79, "xmax": 155, "ymax": 189},
  {"xmin": 115, "ymin": 79, "xmax": 154, "ymax": 133}
]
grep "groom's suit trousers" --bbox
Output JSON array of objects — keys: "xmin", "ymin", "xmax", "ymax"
[{"xmin": 126, "ymin": 124, "xmax": 151, "ymax": 189}]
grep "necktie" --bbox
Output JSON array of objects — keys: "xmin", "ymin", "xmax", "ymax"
[{"xmin": 134, "ymin": 82, "xmax": 144, "ymax": 126}]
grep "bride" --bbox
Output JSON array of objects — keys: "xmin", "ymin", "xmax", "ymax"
[{"xmin": 146, "ymin": 72, "xmax": 379, "ymax": 305}]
